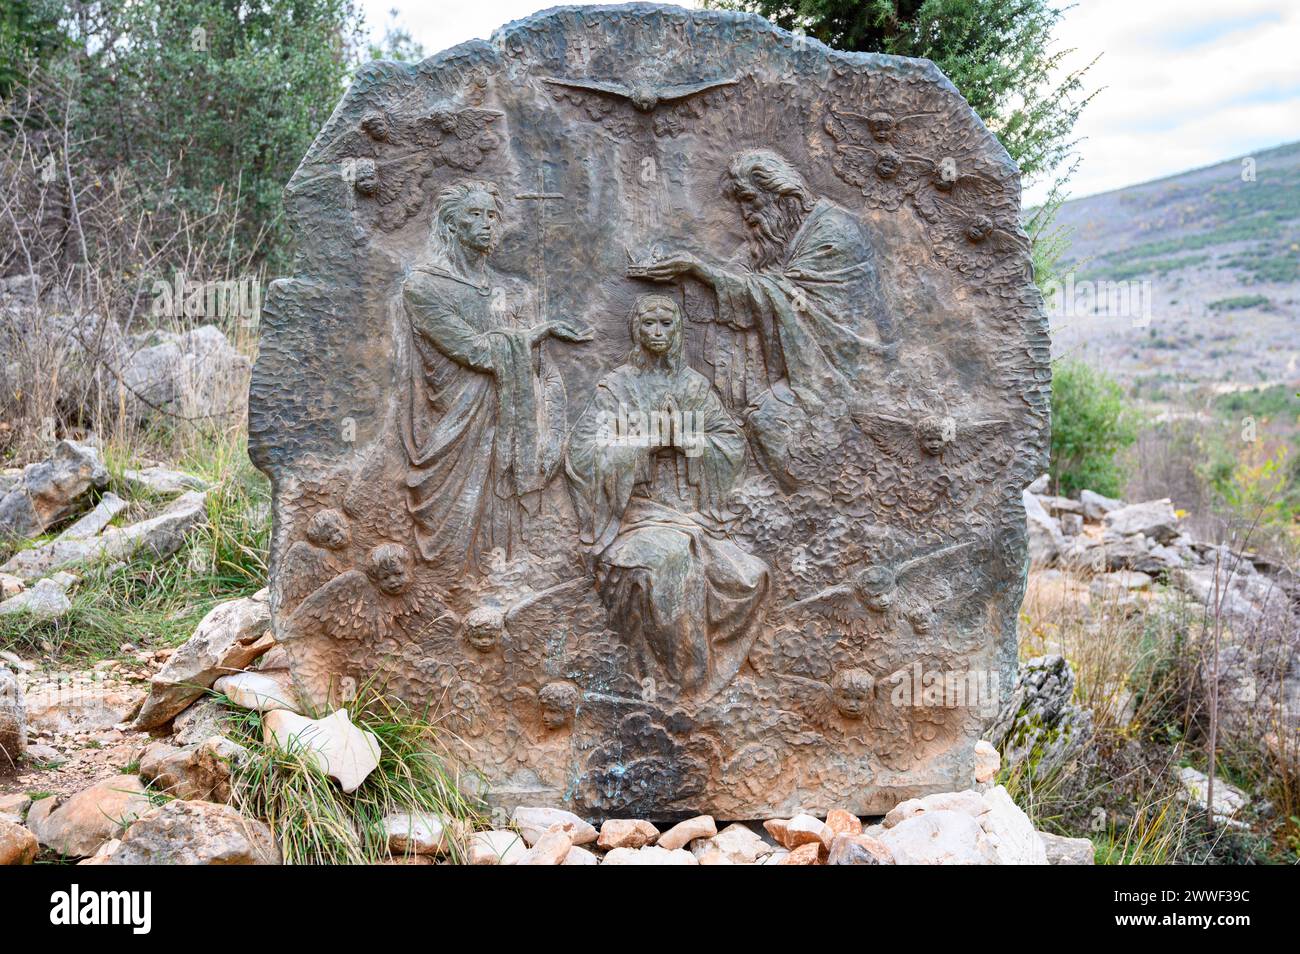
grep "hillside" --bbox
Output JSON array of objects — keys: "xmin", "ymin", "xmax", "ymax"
[{"xmin": 1049, "ymin": 141, "xmax": 1300, "ymax": 395}]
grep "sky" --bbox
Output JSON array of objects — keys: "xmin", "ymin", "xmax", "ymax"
[{"xmin": 358, "ymin": 0, "xmax": 1300, "ymax": 206}]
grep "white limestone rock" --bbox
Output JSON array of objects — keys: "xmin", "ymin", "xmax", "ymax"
[{"xmin": 263, "ymin": 708, "xmax": 380, "ymax": 794}]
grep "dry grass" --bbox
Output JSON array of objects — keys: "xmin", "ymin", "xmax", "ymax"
[{"xmin": 226, "ymin": 685, "xmax": 488, "ymax": 865}]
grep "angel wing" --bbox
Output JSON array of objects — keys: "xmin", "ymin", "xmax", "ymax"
[
  {"xmin": 654, "ymin": 77, "xmax": 738, "ymax": 103},
  {"xmin": 387, "ymin": 578, "xmax": 456, "ymax": 637},
  {"xmin": 542, "ymin": 76, "xmax": 633, "ymax": 99},
  {"xmin": 542, "ymin": 76, "xmax": 736, "ymax": 112},
  {"xmin": 826, "ymin": 107, "xmax": 934, "ymax": 149},
  {"xmin": 913, "ymin": 162, "xmax": 1006, "ymax": 222},
  {"xmin": 502, "ymin": 576, "xmax": 591, "ymax": 624},
  {"xmin": 773, "ymin": 673, "xmax": 835, "ymax": 729},
  {"xmin": 286, "ymin": 569, "xmax": 396, "ymax": 642},
  {"xmin": 895, "ymin": 538, "xmax": 976, "ymax": 584},
  {"xmin": 852, "ymin": 411, "xmax": 924, "ymax": 467},
  {"xmin": 784, "ymin": 581, "xmax": 869, "ymax": 625},
  {"xmin": 936, "ymin": 419, "xmax": 1011, "ymax": 471}
]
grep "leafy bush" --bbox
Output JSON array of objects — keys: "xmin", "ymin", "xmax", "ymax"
[{"xmin": 1049, "ymin": 358, "xmax": 1138, "ymax": 497}]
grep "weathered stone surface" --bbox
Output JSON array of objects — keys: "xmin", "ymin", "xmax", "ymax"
[
  {"xmin": 1178, "ymin": 766, "xmax": 1250, "ymax": 822},
  {"xmin": 468, "ymin": 828, "xmax": 527, "ymax": 865},
  {"xmin": 0, "ymin": 577, "xmax": 71, "ymax": 619},
  {"xmin": 123, "ymin": 467, "xmax": 210, "ymax": 497},
  {"xmin": 0, "ymin": 573, "xmax": 22, "ymax": 599},
  {"xmin": 823, "ymin": 808, "xmax": 863, "ymax": 842},
  {"xmin": 262, "ymin": 708, "xmax": 380, "ymax": 794},
  {"xmin": 104, "ymin": 800, "xmax": 279, "ymax": 865},
  {"xmin": 884, "ymin": 789, "xmax": 987, "ymax": 828},
  {"xmin": 597, "ymin": 818, "xmax": 660, "ymax": 850},
  {"xmin": 562, "ymin": 844, "xmax": 600, "ymax": 865},
  {"xmin": 657, "ymin": 814, "xmax": 716, "ymax": 851},
  {"xmin": 0, "ymin": 792, "xmax": 31, "ymax": 821},
  {"xmin": 987, "ymin": 654, "xmax": 1092, "ymax": 777},
  {"xmin": 1024, "ymin": 489, "xmax": 1064, "ymax": 566},
  {"xmin": 980, "ymin": 785, "xmax": 1047, "ymax": 864},
  {"xmin": 119, "ymin": 325, "xmax": 251, "ymax": 424},
  {"xmin": 826, "ymin": 832, "xmax": 892, "ymax": 865},
  {"xmin": 779, "ymin": 842, "xmax": 822, "ymax": 865},
  {"xmin": 0, "ymin": 440, "xmax": 106, "ymax": 541},
  {"xmin": 1102, "ymin": 498, "xmax": 1180, "ymax": 544},
  {"xmin": 0, "ymin": 817, "xmax": 38, "ymax": 865},
  {"xmin": 771, "ymin": 812, "xmax": 827, "ymax": 850},
  {"xmin": 171, "ymin": 697, "xmax": 231, "ymax": 746},
  {"xmin": 134, "ymin": 589, "xmax": 271, "ymax": 729},
  {"xmin": 213, "ymin": 669, "xmax": 301, "ymax": 713},
  {"xmin": 384, "ymin": 810, "xmax": 448, "ymax": 855},
  {"xmin": 58, "ymin": 491, "xmax": 128, "ymax": 540},
  {"xmin": 878, "ymin": 810, "xmax": 993, "ymax": 865},
  {"xmin": 1038, "ymin": 830, "xmax": 1095, "ymax": 865},
  {"xmin": 516, "ymin": 826, "xmax": 572, "ymax": 865},
  {"xmin": 139, "ymin": 736, "xmax": 246, "ymax": 802},
  {"xmin": 973, "ymin": 739, "xmax": 1000, "ymax": 784},
  {"xmin": 0, "ymin": 667, "xmax": 26, "ymax": 772},
  {"xmin": 24, "ymin": 679, "xmax": 145, "ymax": 734},
  {"xmin": 511, "ymin": 806, "xmax": 598, "ymax": 846},
  {"xmin": 250, "ymin": 4, "xmax": 1046, "ymax": 817},
  {"xmin": 603, "ymin": 844, "xmax": 697, "ymax": 865},
  {"xmin": 690, "ymin": 822, "xmax": 773, "ymax": 864},
  {"xmin": 27, "ymin": 775, "xmax": 152, "ymax": 858},
  {"xmin": 1079, "ymin": 489, "xmax": 1122, "ymax": 521}
]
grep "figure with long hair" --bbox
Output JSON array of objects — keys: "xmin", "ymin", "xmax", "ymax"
[
  {"xmin": 566, "ymin": 294, "xmax": 769, "ymax": 698},
  {"xmin": 400, "ymin": 178, "xmax": 591, "ymax": 570}
]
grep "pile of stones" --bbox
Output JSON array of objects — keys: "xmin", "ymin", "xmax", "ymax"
[{"xmin": 0, "ymin": 439, "xmax": 210, "ymax": 620}]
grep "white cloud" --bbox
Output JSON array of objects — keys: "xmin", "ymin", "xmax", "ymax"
[
  {"xmin": 359, "ymin": 0, "xmax": 1299, "ymax": 205},
  {"xmin": 1024, "ymin": 0, "xmax": 1300, "ymax": 203}
]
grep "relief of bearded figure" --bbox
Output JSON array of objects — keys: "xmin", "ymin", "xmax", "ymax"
[{"xmin": 633, "ymin": 149, "xmax": 896, "ymax": 487}]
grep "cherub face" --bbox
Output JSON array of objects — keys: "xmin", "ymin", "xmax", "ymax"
[
  {"xmin": 864, "ymin": 589, "xmax": 894, "ymax": 612},
  {"xmin": 538, "ymin": 682, "xmax": 579, "ymax": 729},
  {"xmin": 307, "ymin": 511, "xmax": 349, "ymax": 550},
  {"xmin": 918, "ymin": 420, "xmax": 948, "ymax": 456},
  {"xmin": 964, "ymin": 215, "xmax": 993, "ymax": 243},
  {"xmin": 541, "ymin": 700, "xmax": 571, "ymax": 730},
  {"xmin": 831, "ymin": 670, "xmax": 875, "ymax": 719},
  {"xmin": 364, "ymin": 544, "xmax": 412, "ymax": 596},
  {"xmin": 374, "ymin": 560, "xmax": 410, "ymax": 596},
  {"xmin": 452, "ymin": 191, "xmax": 500, "ymax": 254},
  {"xmin": 867, "ymin": 111, "xmax": 895, "ymax": 142},
  {"xmin": 856, "ymin": 566, "xmax": 897, "ymax": 612},
  {"xmin": 463, "ymin": 606, "xmax": 505, "ymax": 652}
]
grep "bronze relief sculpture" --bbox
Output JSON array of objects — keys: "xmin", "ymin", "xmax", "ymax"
[{"xmin": 250, "ymin": 4, "xmax": 1048, "ymax": 818}]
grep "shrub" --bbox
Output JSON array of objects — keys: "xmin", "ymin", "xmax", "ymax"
[{"xmin": 1049, "ymin": 358, "xmax": 1138, "ymax": 497}]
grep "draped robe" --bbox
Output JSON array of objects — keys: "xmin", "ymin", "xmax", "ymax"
[
  {"xmin": 401, "ymin": 263, "xmax": 565, "ymax": 569},
  {"xmin": 703, "ymin": 199, "xmax": 894, "ymax": 479},
  {"xmin": 566, "ymin": 362, "xmax": 769, "ymax": 698}
]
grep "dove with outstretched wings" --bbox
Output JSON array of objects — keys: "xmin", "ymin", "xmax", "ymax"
[{"xmin": 541, "ymin": 75, "xmax": 738, "ymax": 112}]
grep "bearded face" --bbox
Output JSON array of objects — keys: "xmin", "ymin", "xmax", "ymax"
[{"xmin": 729, "ymin": 174, "xmax": 808, "ymax": 269}]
